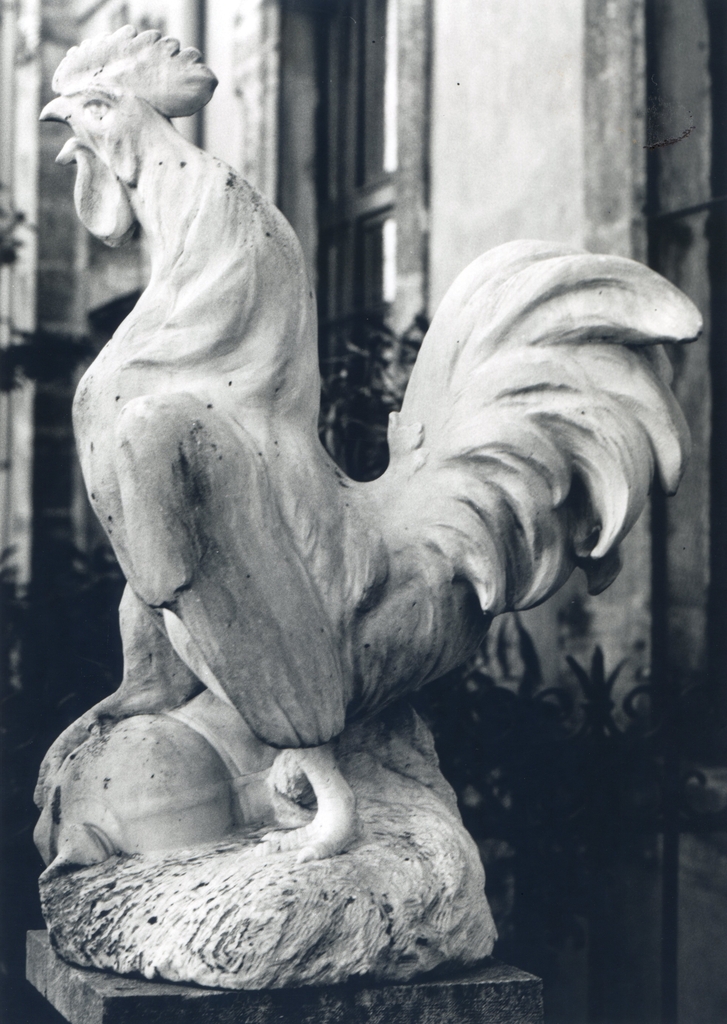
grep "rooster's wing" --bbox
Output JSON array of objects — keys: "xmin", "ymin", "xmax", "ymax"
[{"xmin": 113, "ymin": 391, "xmax": 350, "ymax": 749}]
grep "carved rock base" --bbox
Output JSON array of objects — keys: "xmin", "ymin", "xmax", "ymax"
[{"xmin": 40, "ymin": 705, "xmax": 497, "ymax": 989}]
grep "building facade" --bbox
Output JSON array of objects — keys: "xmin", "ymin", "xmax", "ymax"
[{"xmin": 1, "ymin": 1, "xmax": 725, "ymax": 1021}]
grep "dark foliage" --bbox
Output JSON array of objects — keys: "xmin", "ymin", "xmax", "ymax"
[
  {"xmin": 319, "ymin": 312, "xmax": 427, "ymax": 480},
  {"xmin": 0, "ymin": 198, "xmax": 23, "ymax": 267}
]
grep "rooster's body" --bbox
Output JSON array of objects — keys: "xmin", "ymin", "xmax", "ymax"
[{"xmin": 37, "ymin": 26, "xmax": 701, "ymax": 862}]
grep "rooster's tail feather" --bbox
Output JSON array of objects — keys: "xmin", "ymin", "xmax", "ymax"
[{"xmin": 384, "ymin": 240, "xmax": 701, "ymax": 615}]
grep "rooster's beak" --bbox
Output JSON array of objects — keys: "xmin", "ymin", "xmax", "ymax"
[{"xmin": 39, "ymin": 97, "xmax": 73, "ymax": 123}]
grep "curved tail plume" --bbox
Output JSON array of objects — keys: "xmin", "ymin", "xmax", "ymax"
[{"xmin": 384, "ymin": 240, "xmax": 701, "ymax": 615}]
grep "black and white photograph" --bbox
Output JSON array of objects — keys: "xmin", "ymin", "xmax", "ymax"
[{"xmin": 1, "ymin": 1, "xmax": 725, "ymax": 1022}]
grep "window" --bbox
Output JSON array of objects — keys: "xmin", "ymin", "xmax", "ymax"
[{"xmin": 318, "ymin": 0, "xmax": 399, "ymax": 362}]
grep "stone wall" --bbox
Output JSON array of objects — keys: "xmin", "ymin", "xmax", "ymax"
[{"xmin": 428, "ymin": 0, "xmax": 657, "ymax": 721}]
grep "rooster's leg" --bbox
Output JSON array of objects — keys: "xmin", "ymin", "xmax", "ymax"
[
  {"xmin": 163, "ymin": 610, "xmax": 357, "ymax": 860},
  {"xmin": 257, "ymin": 745, "xmax": 358, "ymax": 863}
]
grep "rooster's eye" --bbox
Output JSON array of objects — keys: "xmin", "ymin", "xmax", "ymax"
[{"xmin": 83, "ymin": 100, "xmax": 110, "ymax": 121}]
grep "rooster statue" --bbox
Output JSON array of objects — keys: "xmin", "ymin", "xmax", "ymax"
[{"xmin": 36, "ymin": 27, "xmax": 700, "ymax": 874}]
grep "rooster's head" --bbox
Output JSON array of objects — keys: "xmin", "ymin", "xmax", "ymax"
[{"xmin": 40, "ymin": 25, "xmax": 217, "ymax": 246}]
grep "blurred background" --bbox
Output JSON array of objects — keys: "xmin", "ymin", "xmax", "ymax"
[{"xmin": 1, "ymin": 0, "xmax": 725, "ymax": 1021}]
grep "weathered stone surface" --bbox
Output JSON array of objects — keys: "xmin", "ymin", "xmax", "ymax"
[
  {"xmin": 40, "ymin": 705, "xmax": 497, "ymax": 989},
  {"xmin": 27, "ymin": 930, "xmax": 544, "ymax": 1024}
]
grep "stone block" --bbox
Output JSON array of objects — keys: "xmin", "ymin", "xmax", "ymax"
[{"xmin": 27, "ymin": 930, "xmax": 543, "ymax": 1024}]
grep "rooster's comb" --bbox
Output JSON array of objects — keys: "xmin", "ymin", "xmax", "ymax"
[{"xmin": 52, "ymin": 25, "xmax": 217, "ymax": 118}]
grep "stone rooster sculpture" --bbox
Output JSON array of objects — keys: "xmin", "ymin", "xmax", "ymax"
[
  {"xmin": 36, "ymin": 22, "xmax": 700, "ymax": 859},
  {"xmin": 34, "ymin": 25, "xmax": 700, "ymax": 989}
]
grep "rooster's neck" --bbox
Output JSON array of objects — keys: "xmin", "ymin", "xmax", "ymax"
[
  {"xmin": 109, "ymin": 113, "xmax": 322, "ymax": 439},
  {"xmin": 126, "ymin": 118, "xmax": 209, "ymax": 278}
]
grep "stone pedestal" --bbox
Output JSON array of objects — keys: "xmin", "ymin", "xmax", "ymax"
[{"xmin": 27, "ymin": 930, "xmax": 543, "ymax": 1024}]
